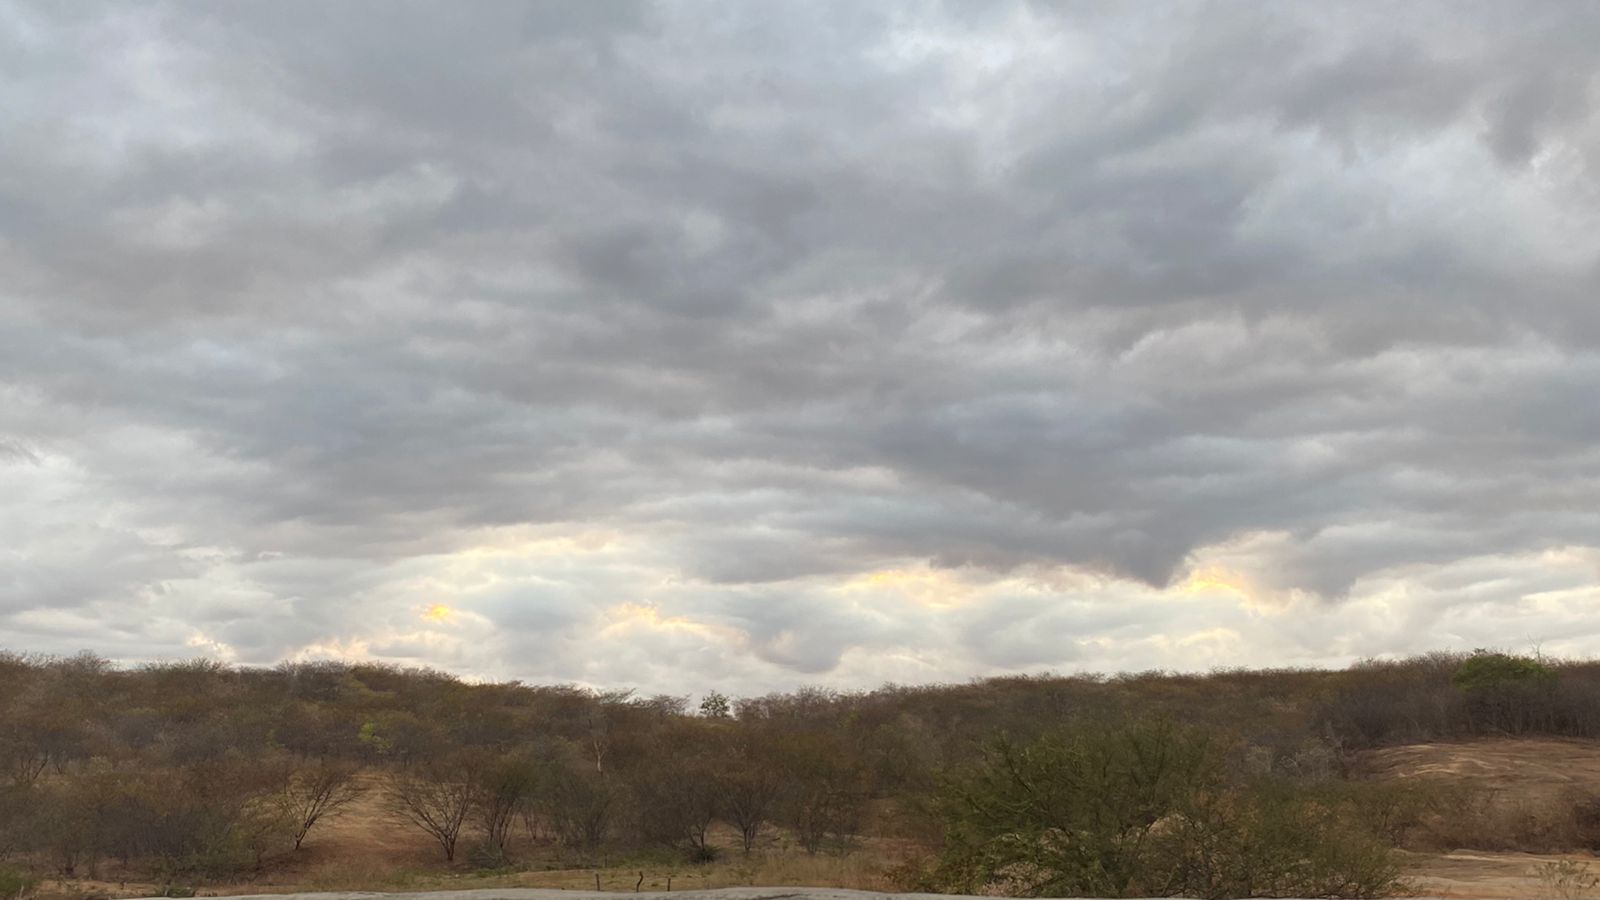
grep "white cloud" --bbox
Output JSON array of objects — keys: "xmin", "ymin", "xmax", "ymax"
[{"xmin": 1, "ymin": 0, "xmax": 1598, "ymax": 691}]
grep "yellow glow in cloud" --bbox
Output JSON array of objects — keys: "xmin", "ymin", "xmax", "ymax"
[
  {"xmin": 423, "ymin": 603, "xmax": 456, "ymax": 623},
  {"xmin": 1181, "ymin": 566, "xmax": 1251, "ymax": 599},
  {"xmin": 602, "ymin": 601, "xmax": 728, "ymax": 641},
  {"xmin": 1176, "ymin": 563, "xmax": 1303, "ymax": 613},
  {"xmin": 839, "ymin": 567, "xmax": 980, "ymax": 608}
]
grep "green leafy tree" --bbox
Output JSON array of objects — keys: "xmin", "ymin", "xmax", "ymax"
[
  {"xmin": 1453, "ymin": 651, "xmax": 1558, "ymax": 734},
  {"xmin": 698, "ymin": 691, "xmax": 731, "ymax": 719}
]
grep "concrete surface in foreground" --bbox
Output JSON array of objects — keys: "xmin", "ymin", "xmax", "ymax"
[{"xmin": 126, "ymin": 890, "xmax": 1450, "ymax": 900}]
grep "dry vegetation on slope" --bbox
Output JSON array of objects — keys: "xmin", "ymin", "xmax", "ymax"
[{"xmin": 8, "ymin": 650, "xmax": 1600, "ymax": 899}]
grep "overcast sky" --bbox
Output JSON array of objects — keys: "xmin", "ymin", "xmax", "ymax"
[{"xmin": 3, "ymin": 1, "xmax": 1599, "ymax": 696}]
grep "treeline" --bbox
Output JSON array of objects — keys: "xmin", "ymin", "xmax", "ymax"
[{"xmin": 0, "ymin": 648, "xmax": 1592, "ymax": 894}]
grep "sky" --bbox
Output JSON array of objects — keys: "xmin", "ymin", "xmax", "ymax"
[{"xmin": 3, "ymin": 1, "xmax": 1600, "ymax": 697}]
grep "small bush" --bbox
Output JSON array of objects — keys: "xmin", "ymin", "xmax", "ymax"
[
  {"xmin": 465, "ymin": 841, "xmax": 511, "ymax": 869},
  {"xmin": 0, "ymin": 867, "xmax": 39, "ymax": 900},
  {"xmin": 1331, "ymin": 779, "xmax": 1448, "ymax": 844},
  {"xmin": 1160, "ymin": 782, "xmax": 1407, "ymax": 899},
  {"xmin": 1417, "ymin": 786, "xmax": 1590, "ymax": 853},
  {"xmin": 685, "ymin": 844, "xmax": 720, "ymax": 864},
  {"xmin": 1573, "ymin": 795, "xmax": 1600, "ymax": 849},
  {"xmin": 1534, "ymin": 860, "xmax": 1599, "ymax": 900}
]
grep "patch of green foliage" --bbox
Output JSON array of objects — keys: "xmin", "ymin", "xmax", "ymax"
[
  {"xmin": 925, "ymin": 720, "xmax": 1407, "ymax": 899},
  {"xmin": 0, "ymin": 867, "xmax": 39, "ymax": 900},
  {"xmin": 1453, "ymin": 651, "xmax": 1556, "ymax": 692},
  {"xmin": 1451, "ymin": 651, "xmax": 1560, "ymax": 735}
]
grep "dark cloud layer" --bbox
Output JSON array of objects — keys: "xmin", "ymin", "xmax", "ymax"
[{"xmin": 3, "ymin": 1, "xmax": 1599, "ymax": 692}]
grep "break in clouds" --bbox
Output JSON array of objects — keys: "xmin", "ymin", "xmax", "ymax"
[{"xmin": 3, "ymin": 1, "xmax": 1599, "ymax": 695}]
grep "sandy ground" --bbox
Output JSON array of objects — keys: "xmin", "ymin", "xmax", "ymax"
[{"xmin": 1403, "ymin": 849, "xmax": 1599, "ymax": 899}]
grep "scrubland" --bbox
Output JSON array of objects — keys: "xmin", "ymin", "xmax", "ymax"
[{"xmin": 6, "ymin": 650, "xmax": 1600, "ymax": 899}]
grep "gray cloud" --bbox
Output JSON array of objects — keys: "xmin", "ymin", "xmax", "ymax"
[{"xmin": 2, "ymin": 0, "xmax": 1599, "ymax": 691}]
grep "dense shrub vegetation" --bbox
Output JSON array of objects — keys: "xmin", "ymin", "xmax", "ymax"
[
  {"xmin": 928, "ymin": 721, "xmax": 1404, "ymax": 898},
  {"xmin": 0, "ymin": 648, "xmax": 1596, "ymax": 896}
]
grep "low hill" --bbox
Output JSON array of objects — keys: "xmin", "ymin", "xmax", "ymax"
[{"xmin": 9, "ymin": 650, "xmax": 1600, "ymax": 900}]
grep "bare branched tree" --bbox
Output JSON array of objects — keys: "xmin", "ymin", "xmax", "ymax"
[
  {"xmin": 542, "ymin": 767, "xmax": 616, "ymax": 850},
  {"xmin": 386, "ymin": 758, "xmax": 477, "ymax": 862},
  {"xmin": 277, "ymin": 761, "xmax": 365, "ymax": 850},
  {"xmin": 722, "ymin": 763, "xmax": 781, "ymax": 853},
  {"xmin": 473, "ymin": 753, "xmax": 541, "ymax": 862}
]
